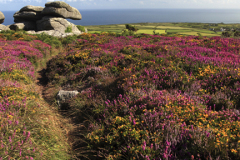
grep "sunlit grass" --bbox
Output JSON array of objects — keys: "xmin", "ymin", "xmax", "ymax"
[{"xmin": 137, "ymin": 29, "xmax": 166, "ymax": 34}]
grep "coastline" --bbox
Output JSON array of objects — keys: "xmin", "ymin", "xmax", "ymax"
[{"xmin": 2, "ymin": 9, "xmax": 240, "ymax": 26}]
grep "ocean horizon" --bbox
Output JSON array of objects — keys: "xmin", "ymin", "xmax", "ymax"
[{"xmin": 2, "ymin": 9, "xmax": 240, "ymax": 26}]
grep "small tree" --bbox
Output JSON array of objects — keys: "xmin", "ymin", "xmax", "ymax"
[{"xmin": 125, "ymin": 24, "xmax": 139, "ymax": 32}]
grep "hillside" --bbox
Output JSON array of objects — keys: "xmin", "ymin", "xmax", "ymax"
[
  {"xmin": 45, "ymin": 33, "xmax": 240, "ymax": 159},
  {"xmin": 0, "ymin": 30, "xmax": 240, "ymax": 159}
]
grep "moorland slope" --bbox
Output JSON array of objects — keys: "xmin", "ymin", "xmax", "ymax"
[{"xmin": 0, "ymin": 30, "xmax": 240, "ymax": 159}]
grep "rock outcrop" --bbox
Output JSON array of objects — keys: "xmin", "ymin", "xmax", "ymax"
[
  {"xmin": 11, "ymin": 5, "xmax": 44, "ymax": 31},
  {"xmin": 10, "ymin": 1, "xmax": 85, "ymax": 37},
  {"xmin": 13, "ymin": 5, "xmax": 44, "ymax": 22},
  {"xmin": 36, "ymin": 16, "xmax": 81, "ymax": 35},
  {"xmin": 0, "ymin": 11, "xmax": 5, "ymax": 24},
  {"xmin": 42, "ymin": 1, "xmax": 82, "ymax": 20}
]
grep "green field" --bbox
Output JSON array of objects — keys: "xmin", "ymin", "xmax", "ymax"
[
  {"xmin": 137, "ymin": 29, "xmax": 165, "ymax": 34},
  {"xmin": 84, "ymin": 22, "xmax": 240, "ymax": 37}
]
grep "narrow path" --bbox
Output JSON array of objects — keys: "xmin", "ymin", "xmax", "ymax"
[
  {"xmin": 36, "ymin": 68, "xmax": 52, "ymax": 102},
  {"xmin": 34, "ymin": 48, "xmax": 80, "ymax": 159},
  {"xmin": 35, "ymin": 48, "xmax": 62, "ymax": 104}
]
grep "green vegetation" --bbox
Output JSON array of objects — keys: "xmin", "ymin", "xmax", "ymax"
[
  {"xmin": 137, "ymin": 29, "xmax": 165, "ymax": 34},
  {"xmin": 86, "ymin": 22, "xmax": 240, "ymax": 37},
  {"xmin": 65, "ymin": 26, "xmax": 72, "ymax": 33},
  {"xmin": 76, "ymin": 25, "xmax": 86, "ymax": 32},
  {"xmin": 125, "ymin": 24, "xmax": 139, "ymax": 31},
  {"xmin": 0, "ymin": 31, "xmax": 73, "ymax": 159},
  {"xmin": 2, "ymin": 22, "xmax": 240, "ymax": 159}
]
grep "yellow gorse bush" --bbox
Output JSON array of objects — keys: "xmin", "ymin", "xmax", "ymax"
[
  {"xmin": 0, "ymin": 84, "xmax": 37, "ymax": 102},
  {"xmin": 0, "ymin": 69, "xmax": 31, "ymax": 84}
]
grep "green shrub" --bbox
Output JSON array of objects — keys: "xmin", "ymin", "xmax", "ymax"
[
  {"xmin": 65, "ymin": 26, "xmax": 72, "ymax": 33},
  {"xmin": 77, "ymin": 25, "xmax": 86, "ymax": 32}
]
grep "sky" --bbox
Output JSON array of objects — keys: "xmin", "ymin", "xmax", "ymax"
[{"xmin": 1, "ymin": 0, "xmax": 240, "ymax": 11}]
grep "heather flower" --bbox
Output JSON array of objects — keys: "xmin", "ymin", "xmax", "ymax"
[
  {"xmin": 8, "ymin": 136, "xmax": 12, "ymax": 143},
  {"xmin": 15, "ymin": 120, "xmax": 19, "ymax": 125},
  {"xmin": 142, "ymin": 140, "xmax": 146, "ymax": 151},
  {"xmin": 133, "ymin": 119, "xmax": 136, "ymax": 125},
  {"xmin": 26, "ymin": 131, "xmax": 31, "ymax": 141}
]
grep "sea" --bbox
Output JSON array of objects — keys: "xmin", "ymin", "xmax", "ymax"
[{"xmin": 2, "ymin": 9, "xmax": 240, "ymax": 26}]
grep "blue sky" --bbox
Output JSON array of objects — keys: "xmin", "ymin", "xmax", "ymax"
[{"xmin": 0, "ymin": 0, "xmax": 240, "ymax": 11}]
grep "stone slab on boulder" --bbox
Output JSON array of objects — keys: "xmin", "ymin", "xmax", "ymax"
[
  {"xmin": 0, "ymin": 24, "xmax": 10, "ymax": 31},
  {"xmin": 10, "ymin": 21, "xmax": 36, "ymax": 31},
  {"xmin": 36, "ymin": 16, "xmax": 81, "ymax": 35},
  {"xmin": 0, "ymin": 11, "xmax": 5, "ymax": 24},
  {"xmin": 14, "ymin": 11, "xmax": 43, "ymax": 22},
  {"xmin": 19, "ymin": 5, "xmax": 44, "ymax": 12},
  {"xmin": 42, "ymin": 1, "xmax": 82, "ymax": 20},
  {"xmin": 14, "ymin": 6, "xmax": 44, "ymax": 22}
]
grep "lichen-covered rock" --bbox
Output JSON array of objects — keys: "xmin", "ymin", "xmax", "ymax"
[
  {"xmin": 56, "ymin": 90, "xmax": 79, "ymax": 107},
  {"xmin": 0, "ymin": 11, "xmax": 5, "ymax": 24},
  {"xmin": 42, "ymin": 1, "xmax": 82, "ymax": 20},
  {"xmin": 0, "ymin": 24, "xmax": 10, "ymax": 31},
  {"xmin": 36, "ymin": 16, "xmax": 81, "ymax": 35}
]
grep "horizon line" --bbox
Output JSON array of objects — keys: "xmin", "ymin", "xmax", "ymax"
[{"xmin": 1, "ymin": 8, "xmax": 240, "ymax": 12}]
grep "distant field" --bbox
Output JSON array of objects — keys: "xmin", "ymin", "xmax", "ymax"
[
  {"xmin": 137, "ymin": 29, "xmax": 165, "ymax": 34},
  {"xmin": 85, "ymin": 22, "xmax": 240, "ymax": 37},
  {"xmin": 167, "ymin": 29, "xmax": 192, "ymax": 32},
  {"xmin": 156, "ymin": 26, "xmax": 193, "ymax": 30}
]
